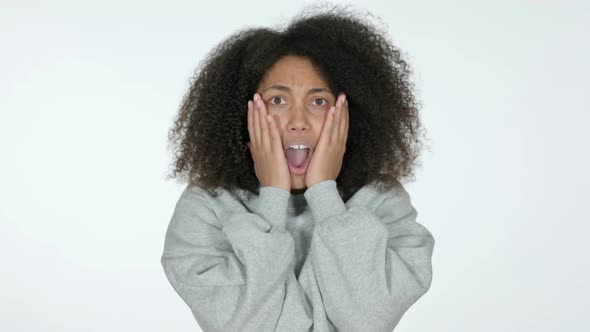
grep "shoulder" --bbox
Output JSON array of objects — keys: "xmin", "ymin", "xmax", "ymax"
[
  {"xmin": 173, "ymin": 184, "xmax": 254, "ymax": 226},
  {"xmin": 347, "ymin": 178, "xmax": 411, "ymax": 211},
  {"xmin": 172, "ymin": 184, "xmax": 212, "ymax": 217},
  {"xmin": 176, "ymin": 184, "xmax": 243, "ymax": 206},
  {"xmin": 168, "ymin": 185, "xmax": 219, "ymax": 231},
  {"xmin": 165, "ymin": 185, "xmax": 243, "ymax": 251}
]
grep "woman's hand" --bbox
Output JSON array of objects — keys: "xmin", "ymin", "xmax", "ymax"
[
  {"xmin": 246, "ymin": 93, "xmax": 291, "ymax": 192},
  {"xmin": 305, "ymin": 93, "xmax": 349, "ymax": 188}
]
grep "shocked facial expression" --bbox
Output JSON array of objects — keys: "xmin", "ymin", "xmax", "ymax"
[{"xmin": 256, "ymin": 55, "xmax": 336, "ymax": 193}]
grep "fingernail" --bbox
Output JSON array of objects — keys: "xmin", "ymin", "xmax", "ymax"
[{"xmin": 253, "ymin": 93, "xmax": 258, "ymax": 101}]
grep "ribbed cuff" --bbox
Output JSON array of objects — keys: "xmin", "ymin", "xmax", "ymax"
[
  {"xmin": 254, "ymin": 186, "xmax": 291, "ymax": 229},
  {"xmin": 304, "ymin": 180, "xmax": 347, "ymax": 224}
]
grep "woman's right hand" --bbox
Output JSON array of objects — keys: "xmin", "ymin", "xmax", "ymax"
[{"xmin": 246, "ymin": 93, "xmax": 291, "ymax": 192}]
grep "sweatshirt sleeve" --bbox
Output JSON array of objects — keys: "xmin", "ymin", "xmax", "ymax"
[
  {"xmin": 301, "ymin": 180, "xmax": 435, "ymax": 332},
  {"xmin": 160, "ymin": 185, "xmax": 308, "ymax": 332}
]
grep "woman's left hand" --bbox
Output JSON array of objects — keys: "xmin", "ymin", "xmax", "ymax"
[{"xmin": 305, "ymin": 93, "xmax": 349, "ymax": 188}]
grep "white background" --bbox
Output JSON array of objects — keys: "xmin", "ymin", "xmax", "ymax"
[{"xmin": 1, "ymin": 0, "xmax": 588, "ymax": 331}]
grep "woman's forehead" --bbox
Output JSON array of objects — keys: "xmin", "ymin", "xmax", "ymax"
[
  {"xmin": 260, "ymin": 84, "xmax": 333, "ymax": 97},
  {"xmin": 258, "ymin": 56, "xmax": 329, "ymax": 92}
]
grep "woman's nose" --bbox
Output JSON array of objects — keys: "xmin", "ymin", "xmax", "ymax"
[{"xmin": 286, "ymin": 105, "xmax": 310, "ymax": 132}]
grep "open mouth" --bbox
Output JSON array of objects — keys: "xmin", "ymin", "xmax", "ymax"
[{"xmin": 286, "ymin": 148, "xmax": 311, "ymax": 175}]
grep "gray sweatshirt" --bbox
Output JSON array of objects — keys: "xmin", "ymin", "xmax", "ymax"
[{"xmin": 160, "ymin": 179, "xmax": 435, "ymax": 332}]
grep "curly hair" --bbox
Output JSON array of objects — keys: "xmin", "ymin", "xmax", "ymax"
[{"xmin": 166, "ymin": 3, "xmax": 430, "ymax": 202}]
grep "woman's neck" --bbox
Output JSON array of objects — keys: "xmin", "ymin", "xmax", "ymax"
[{"xmin": 290, "ymin": 187, "xmax": 306, "ymax": 195}]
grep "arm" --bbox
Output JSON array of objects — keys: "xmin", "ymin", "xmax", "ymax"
[
  {"xmin": 301, "ymin": 180, "xmax": 435, "ymax": 332},
  {"xmin": 160, "ymin": 185, "xmax": 311, "ymax": 332}
]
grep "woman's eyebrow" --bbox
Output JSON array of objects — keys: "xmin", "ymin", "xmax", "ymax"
[{"xmin": 262, "ymin": 84, "xmax": 332, "ymax": 95}]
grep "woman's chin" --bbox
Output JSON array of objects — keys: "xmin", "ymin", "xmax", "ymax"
[{"xmin": 290, "ymin": 176, "xmax": 306, "ymax": 189}]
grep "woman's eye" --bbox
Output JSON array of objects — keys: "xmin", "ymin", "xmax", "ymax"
[
  {"xmin": 267, "ymin": 96, "xmax": 328, "ymax": 108},
  {"xmin": 269, "ymin": 96, "xmax": 286, "ymax": 105},
  {"xmin": 312, "ymin": 98, "xmax": 328, "ymax": 106}
]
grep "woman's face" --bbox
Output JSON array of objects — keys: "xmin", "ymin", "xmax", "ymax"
[{"xmin": 256, "ymin": 55, "xmax": 336, "ymax": 193}]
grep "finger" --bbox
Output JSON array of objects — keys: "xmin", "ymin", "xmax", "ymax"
[
  {"xmin": 344, "ymin": 98, "xmax": 349, "ymax": 145},
  {"xmin": 253, "ymin": 95, "xmax": 261, "ymax": 147},
  {"xmin": 257, "ymin": 98, "xmax": 270, "ymax": 149},
  {"xmin": 267, "ymin": 113, "xmax": 282, "ymax": 156},
  {"xmin": 340, "ymin": 96, "xmax": 348, "ymax": 141},
  {"xmin": 332, "ymin": 94, "xmax": 344, "ymax": 143},
  {"xmin": 322, "ymin": 104, "xmax": 336, "ymax": 145},
  {"xmin": 247, "ymin": 100, "xmax": 255, "ymax": 146},
  {"xmin": 329, "ymin": 94, "xmax": 342, "ymax": 144}
]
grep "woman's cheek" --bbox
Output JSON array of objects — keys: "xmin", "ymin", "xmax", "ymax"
[
  {"xmin": 275, "ymin": 117, "xmax": 284, "ymax": 132},
  {"xmin": 265, "ymin": 104, "xmax": 277, "ymax": 115},
  {"xmin": 310, "ymin": 107, "xmax": 328, "ymax": 115},
  {"xmin": 265, "ymin": 103, "xmax": 286, "ymax": 113}
]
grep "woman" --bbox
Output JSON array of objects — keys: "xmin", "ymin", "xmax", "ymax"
[{"xmin": 161, "ymin": 4, "xmax": 434, "ymax": 331}]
